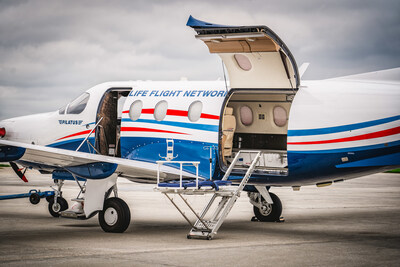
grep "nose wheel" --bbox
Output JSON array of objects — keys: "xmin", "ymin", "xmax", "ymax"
[
  {"xmin": 98, "ymin": 197, "xmax": 131, "ymax": 233},
  {"xmin": 47, "ymin": 179, "xmax": 68, "ymax": 217},
  {"xmin": 48, "ymin": 197, "xmax": 69, "ymax": 217}
]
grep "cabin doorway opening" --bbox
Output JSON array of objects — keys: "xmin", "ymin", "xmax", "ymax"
[
  {"xmin": 96, "ymin": 88, "xmax": 131, "ymax": 157},
  {"xmin": 220, "ymin": 89, "xmax": 295, "ymax": 176}
]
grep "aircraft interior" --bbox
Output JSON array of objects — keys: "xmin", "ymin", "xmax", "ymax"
[{"xmin": 221, "ymin": 90, "xmax": 294, "ymax": 175}]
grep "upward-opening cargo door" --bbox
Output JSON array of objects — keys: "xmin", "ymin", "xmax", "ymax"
[{"xmin": 187, "ymin": 16, "xmax": 299, "ymax": 89}]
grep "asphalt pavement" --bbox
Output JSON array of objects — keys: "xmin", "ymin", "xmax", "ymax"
[{"xmin": 0, "ymin": 167, "xmax": 399, "ymax": 266}]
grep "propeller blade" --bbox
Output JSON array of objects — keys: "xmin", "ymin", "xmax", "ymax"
[{"xmin": 9, "ymin": 162, "xmax": 28, "ymax": 182}]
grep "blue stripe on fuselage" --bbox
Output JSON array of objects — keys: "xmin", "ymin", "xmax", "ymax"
[
  {"xmin": 288, "ymin": 115, "xmax": 400, "ymax": 136},
  {"xmin": 288, "ymin": 140, "xmax": 400, "ymax": 154},
  {"xmin": 47, "ymin": 137, "xmax": 96, "ymax": 153}
]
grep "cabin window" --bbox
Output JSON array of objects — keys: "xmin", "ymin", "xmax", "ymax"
[
  {"xmin": 240, "ymin": 105, "xmax": 253, "ymax": 126},
  {"xmin": 67, "ymin": 93, "xmax": 90, "ymax": 114},
  {"xmin": 188, "ymin": 101, "xmax": 203, "ymax": 122},
  {"xmin": 273, "ymin": 106, "xmax": 287, "ymax": 127},
  {"xmin": 129, "ymin": 100, "xmax": 143, "ymax": 121},
  {"xmin": 234, "ymin": 54, "xmax": 252, "ymax": 71},
  {"xmin": 154, "ymin": 100, "xmax": 168, "ymax": 121}
]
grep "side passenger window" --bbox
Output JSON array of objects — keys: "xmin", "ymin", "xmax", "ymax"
[
  {"xmin": 129, "ymin": 100, "xmax": 143, "ymax": 121},
  {"xmin": 240, "ymin": 105, "xmax": 253, "ymax": 126},
  {"xmin": 154, "ymin": 100, "xmax": 168, "ymax": 121},
  {"xmin": 273, "ymin": 106, "xmax": 287, "ymax": 127},
  {"xmin": 188, "ymin": 101, "xmax": 203, "ymax": 122}
]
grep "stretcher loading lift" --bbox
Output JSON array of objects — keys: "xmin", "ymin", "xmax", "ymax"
[{"xmin": 156, "ymin": 150, "xmax": 262, "ymax": 240}]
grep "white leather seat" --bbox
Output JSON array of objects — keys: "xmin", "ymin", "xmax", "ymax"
[{"xmin": 222, "ymin": 107, "xmax": 236, "ymax": 161}]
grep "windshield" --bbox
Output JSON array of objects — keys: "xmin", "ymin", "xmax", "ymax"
[
  {"xmin": 66, "ymin": 93, "xmax": 90, "ymax": 114},
  {"xmin": 58, "ymin": 105, "xmax": 67, "ymax": 115}
]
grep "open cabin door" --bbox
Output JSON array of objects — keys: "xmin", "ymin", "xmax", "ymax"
[
  {"xmin": 187, "ymin": 15, "xmax": 299, "ymax": 90},
  {"xmin": 187, "ymin": 16, "xmax": 299, "ymax": 176}
]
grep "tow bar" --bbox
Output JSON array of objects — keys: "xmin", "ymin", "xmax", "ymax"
[{"xmin": 0, "ymin": 189, "xmax": 55, "ymax": 204}]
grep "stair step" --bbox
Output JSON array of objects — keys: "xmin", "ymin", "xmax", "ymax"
[
  {"xmin": 71, "ymin": 198, "xmax": 85, "ymax": 202},
  {"xmin": 188, "ymin": 230, "xmax": 214, "ymax": 240},
  {"xmin": 60, "ymin": 210, "xmax": 86, "ymax": 219},
  {"xmin": 195, "ymin": 220, "xmax": 217, "ymax": 229}
]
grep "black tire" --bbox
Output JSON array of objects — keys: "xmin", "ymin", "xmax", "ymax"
[
  {"xmin": 29, "ymin": 193, "xmax": 40, "ymax": 205},
  {"xmin": 253, "ymin": 192, "xmax": 282, "ymax": 222},
  {"xmin": 48, "ymin": 197, "xmax": 69, "ymax": 217},
  {"xmin": 98, "ymin": 197, "xmax": 131, "ymax": 233}
]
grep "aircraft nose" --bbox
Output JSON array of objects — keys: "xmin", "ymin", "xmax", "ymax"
[
  {"xmin": 0, "ymin": 119, "xmax": 14, "ymax": 139},
  {"xmin": 0, "ymin": 120, "xmax": 6, "ymax": 138}
]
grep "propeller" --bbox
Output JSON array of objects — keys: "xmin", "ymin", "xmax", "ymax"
[{"xmin": 9, "ymin": 162, "xmax": 28, "ymax": 183}]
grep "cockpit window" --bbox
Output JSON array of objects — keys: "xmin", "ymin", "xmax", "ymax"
[
  {"xmin": 66, "ymin": 93, "xmax": 90, "ymax": 114},
  {"xmin": 58, "ymin": 105, "xmax": 67, "ymax": 115}
]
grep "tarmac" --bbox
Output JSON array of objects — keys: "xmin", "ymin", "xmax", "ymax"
[{"xmin": 0, "ymin": 166, "xmax": 399, "ymax": 266}]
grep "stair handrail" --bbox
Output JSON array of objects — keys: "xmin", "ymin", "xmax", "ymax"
[
  {"xmin": 221, "ymin": 150, "xmax": 262, "ymax": 181},
  {"xmin": 76, "ymin": 117, "xmax": 103, "ymax": 153}
]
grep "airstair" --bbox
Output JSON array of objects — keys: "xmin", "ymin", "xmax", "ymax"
[{"xmin": 155, "ymin": 150, "xmax": 261, "ymax": 240}]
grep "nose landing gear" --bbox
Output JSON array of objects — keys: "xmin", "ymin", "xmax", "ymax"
[
  {"xmin": 48, "ymin": 197, "xmax": 69, "ymax": 217},
  {"xmin": 47, "ymin": 179, "xmax": 68, "ymax": 217}
]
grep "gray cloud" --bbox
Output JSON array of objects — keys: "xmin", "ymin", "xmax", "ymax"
[{"xmin": 0, "ymin": 0, "xmax": 399, "ymax": 119}]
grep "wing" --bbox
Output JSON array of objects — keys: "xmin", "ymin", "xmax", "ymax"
[{"xmin": 0, "ymin": 139, "xmax": 193, "ymax": 181}]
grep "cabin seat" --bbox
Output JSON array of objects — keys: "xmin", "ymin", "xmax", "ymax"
[{"xmin": 222, "ymin": 107, "xmax": 236, "ymax": 163}]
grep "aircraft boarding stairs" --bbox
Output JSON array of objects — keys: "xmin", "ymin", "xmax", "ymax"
[{"xmin": 155, "ymin": 150, "xmax": 261, "ymax": 240}]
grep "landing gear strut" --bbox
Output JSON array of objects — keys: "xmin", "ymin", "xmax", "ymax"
[{"xmin": 249, "ymin": 191, "xmax": 282, "ymax": 222}]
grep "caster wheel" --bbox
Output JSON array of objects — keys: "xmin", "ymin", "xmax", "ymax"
[{"xmin": 29, "ymin": 193, "xmax": 40, "ymax": 205}]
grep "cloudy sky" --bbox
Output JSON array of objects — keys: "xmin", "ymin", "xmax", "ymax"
[{"xmin": 0, "ymin": 0, "xmax": 399, "ymax": 120}]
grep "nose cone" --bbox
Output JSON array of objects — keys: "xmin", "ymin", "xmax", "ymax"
[
  {"xmin": 0, "ymin": 112, "xmax": 55, "ymax": 144},
  {"xmin": 0, "ymin": 118, "xmax": 15, "ymax": 140}
]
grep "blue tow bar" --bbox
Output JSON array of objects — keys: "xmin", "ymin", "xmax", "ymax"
[{"xmin": 0, "ymin": 189, "xmax": 55, "ymax": 204}]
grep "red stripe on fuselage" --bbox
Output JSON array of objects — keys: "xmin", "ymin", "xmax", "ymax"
[
  {"xmin": 288, "ymin": 126, "xmax": 400, "ymax": 145},
  {"xmin": 167, "ymin": 109, "xmax": 188, "ymax": 116},
  {"xmin": 142, "ymin": 108, "xmax": 155, "ymax": 114},
  {"xmin": 56, "ymin": 130, "xmax": 93, "ymax": 141},
  {"xmin": 120, "ymin": 127, "xmax": 188, "ymax": 135},
  {"xmin": 200, "ymin": 113, "xmax": 220, "ymax": 120}
]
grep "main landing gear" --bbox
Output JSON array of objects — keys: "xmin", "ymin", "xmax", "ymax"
[
  {"xmin": 98, "ymin": 197, "xmax": 131, "ymax": 233},
  {"xmin": 47, "ymin": 175, "xmax": 131, "ymax": 233},
  {"xmin": 248, "ymin": 190, "xmax": 283, "ymax": 222}
]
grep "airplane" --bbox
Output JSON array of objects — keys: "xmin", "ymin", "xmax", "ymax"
[{"xmin": 0, "ymin": 15, "xmax": 399, "ymax": 238}]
